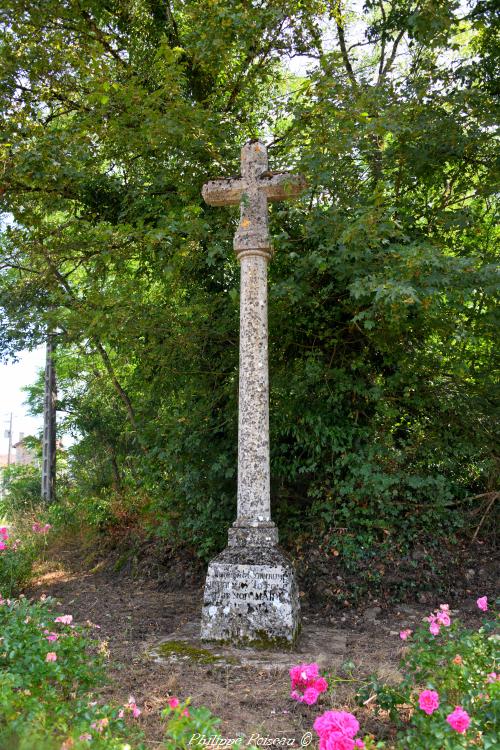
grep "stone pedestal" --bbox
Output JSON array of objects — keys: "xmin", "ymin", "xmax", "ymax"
[{"xmin": 201, "ymin": 543, "xmax": 300, "ymax": 647}]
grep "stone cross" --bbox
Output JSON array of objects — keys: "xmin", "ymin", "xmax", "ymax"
[
  {"xmin": 202, "ymin": 141, "xmax": 306, "ymax": 545},
  {"xmin": 200, "ymin": 142, "xmax": 306, "ymax": 646}
]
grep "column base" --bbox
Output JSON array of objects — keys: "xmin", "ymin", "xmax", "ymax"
[
  {"xmin": 228, "ymin": 520, "xmax": 278, "ymax": 547},
  {"xmin": 200, "ymin": 541, "xmax": 300, "ymax": 648}
]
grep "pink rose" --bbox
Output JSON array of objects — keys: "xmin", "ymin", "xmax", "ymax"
[
  {"xmin": 436, "ymin": 610, "xmax": 451, "ymax": 627},
  {"xmin": 439, "ymin": 603, "xmax": 449, "ymax": 611},
  {"xmin": 45, "ymin": 652, "xmax": 57, "ymax": 662},
  {"xmin": 182, "ymin": 709, "xmax": 190, "ymax": 717},
  {"xmin": 446, "ymin": 706, "xmax": 470, "ymax": 734},
  {"xmin": 290, "ymin": 662, "xmax": 320, "ymax": 689},
  {"xmin": 303, "ymin": 687, "xmax": 320, "ymax": 705},
  {"xmin": 290, "ymin": 663, "xmax": 327, "ymax": 702},
  {"xmin": 315, "ymin": 676, "xmax": 329, "ymax": 693},
  {"xmin": 354, "ymin": 742, "xmax": 365, "ymax": 749},
  {"xmin": 476, "ymin": 596, "xmax": 488, "ymax": 612},
  {"xmin": 429, "ymin": 620, "xmax": 440, "ymax": 636},
  {"xmin": 486, "ymin": 672, "xmax": 498, "ymax": 683},
  {"xmin": 54, "ymin": 615, "xmax": 73, "ymax": 625},
  {"xmin": 168, "ymin": 697, "xmax": 180, "ymax": 709},
  {"xmin": 399, "ymin": 629, "xmax": 412, "ymax": 640},
  {"xmin": 418, "ymin": 689, "xmax": 439, "ymax": 715},
  {"xmin": 46, "ymin": 632, "xmax": 59, "ymax": 642},
  {"xmin": 0, "ymin": 541, "xmax": 7, "ymax": 551},
  {"xmin": 0, "ymin": 527, "xmax": 8, "ymax": 538},
  {"xmin": 323, "ymin": 733, "xmax": 355, "ymax": 750},
  {"xmin": 125, "ymin": 696, "xmax": 141, "ymax": 718},
  {"xmin": 314, "ymin": 710, "xmax": 360, "ymax": 739}
]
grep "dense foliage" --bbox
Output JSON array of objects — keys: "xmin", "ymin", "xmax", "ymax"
[{"xmin": 0, "ymin": 1, "xmax": 498, "ymax": 562}]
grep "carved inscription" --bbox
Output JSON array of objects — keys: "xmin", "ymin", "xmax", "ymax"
[{"xmin": 207, "ymin": 566, "xmax": 288, "ymax": 607}]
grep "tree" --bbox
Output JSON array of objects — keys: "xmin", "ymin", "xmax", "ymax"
[{"xmin": 0, "ymin": 1, "xmax": 498, "ymax": 560}]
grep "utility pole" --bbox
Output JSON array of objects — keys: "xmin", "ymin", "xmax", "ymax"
[
  {"xmin": 6, "ymin": 412, "xmax": 12, "ymax": 467},
  {"xmin": 41, "ymin": 336, "xmax": 57, "ymax": 503}
]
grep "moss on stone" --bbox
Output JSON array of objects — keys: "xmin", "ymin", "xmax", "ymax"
[
  {"xmin": 201, "ymin": 624, "xmax": 300, "ymax": 651},
  {"xmin": 248, "ymin": 627, "xmax": 300, "ymax": 651},
  {"xmin": 156, "ymin": 640, "xmax": 228, "ymax": 664}
]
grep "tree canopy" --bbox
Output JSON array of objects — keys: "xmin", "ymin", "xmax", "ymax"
[{"xmin": 1, "ymin": 1, "xmax": 498, "ymax": 563}]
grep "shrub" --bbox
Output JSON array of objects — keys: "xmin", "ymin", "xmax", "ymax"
[
  {"xmin": 0, "ymin": 525, "xmax": 36, "ymax": 596},
  {"xmin": 0, "ymin": 595, "xmax": 145, "ymax": 749},
  {"xmin": 358, "ymin": 599, "xmax": 499, "ymax": 749},
  {"xmin": 1, "ymin": 464, "xmax": 42, "ymax": 514}
]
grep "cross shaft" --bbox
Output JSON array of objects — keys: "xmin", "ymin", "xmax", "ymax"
[{"xmin": 202, "ymin": 141, "xmax": 306, "ymax": 539}]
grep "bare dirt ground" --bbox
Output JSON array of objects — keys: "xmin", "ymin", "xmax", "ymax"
[{"xmin": 26, "ymin": 537, "xmax": 496, "ymax": 749}]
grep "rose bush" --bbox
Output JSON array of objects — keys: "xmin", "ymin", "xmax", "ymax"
[
  {"xmin": 358, "ymin": 598, "xmax": 499, "ymax": 749},
  {"xmin": 0, "ymin": 595, "xmax": 145, "ymax": 749}
]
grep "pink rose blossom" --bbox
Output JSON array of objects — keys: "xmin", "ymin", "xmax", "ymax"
[
  {"xmin": 354, "ymin": 742, "xmax": 364, "ymax": 749},
  {"xmin": 182, "ymin": 709, "xmax": 190, "ymax": 717},
  {"xmin": 429, "ymin": 620, "xmax": 440, "ymax": 636},
  {"xmin": 315, "ymin": 677, "xmax": 328, "ymax": 693},
  {"xmin": 399, "ymin": 629, "xmax": 412, "ymax": 640},
  {"xmin": 439, "ymin": 603, "xmax": 449, "ymax": 611},
  {"xmin": 486, "ymin": 672, "xmax": 498, "ymax": 683},
  {"xmin": 168, "ymin": 697, "xmax": 180, "ymax": 709},
  {"xmin": 0, "ymin": 527, "xmax": 8, "ymax": 537},
  {"xmin": 0, "ymin": 541, "xmax": 7, "ymax": 551},
  {"xmin": 314, "ymin": 710, "xmax": 360, "ymax": 739},
  {"xmin": 323, "ymin": 734, "xmax": 355, "ymax": 750},
  {"xmin": 476, "ymin": 596, "xmax": 488, "ymax": 612},
  {"xmin": 45, "ymin": 652, "xmax": 57, "ymax": 662},
  {"xmin": 54, "ymin": 615, "xmax": 73, "ymax": 625},
  {"xmin": 125, "ymin": 696, "xmax": 141, "ymax": 718},
  {"xmin": 290, "ymin": 662, "xmax": 328, "ymax": 704},
  {"xmin": 436, "ymin": 610, "xmax": 451, "ymax": 627},
  {"xmin": 418, "ymin": 689, "xmax": 440, "ymax": 715},
  {"xmin": 46, "ymin": 632, "xmax": 59, "ymax": 642},
  {"xmin": 290, "ymin": 663, "xmax": 319, "ymax": 688},
  {"xmin": 446, "ymin": 706, "xmax": 470, "ymax": 734},
  {"xmin": 303, "ymin": 687, "xmax": 320, "ymax": 705}
]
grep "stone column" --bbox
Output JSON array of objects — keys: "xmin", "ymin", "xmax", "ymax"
[
  {"xmin": 237, "ymin": 251, "xmax": 271, "ymax": 523},
  {"xmin": 200, "ymin": 141, "xmax": 304, "ymax": 646}
]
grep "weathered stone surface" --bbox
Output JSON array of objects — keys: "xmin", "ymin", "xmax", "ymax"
[
  {"xmin": 201, "ymin": 546, "xmax": 300, "ymax": 646},
  {"xmin": 200, "ymin": 141, "xmax": 306, "ymax": 646},
  {"xmin": 150, "ymin": 619, "xmax": 347, "ymax": 671}
]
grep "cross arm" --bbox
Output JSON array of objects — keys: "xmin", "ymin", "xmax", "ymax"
[
  {"xmin": 260, "ymin": 172, "xmax": 307, "ymax": 202},
  {"xmin": 202, "ymin": 178, "xmax": 246, "ymax": 206}
]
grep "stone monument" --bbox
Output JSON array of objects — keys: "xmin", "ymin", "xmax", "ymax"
[{"xmin": 200, "ymin": 141, "xmax": 306, "ymax": 646}]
